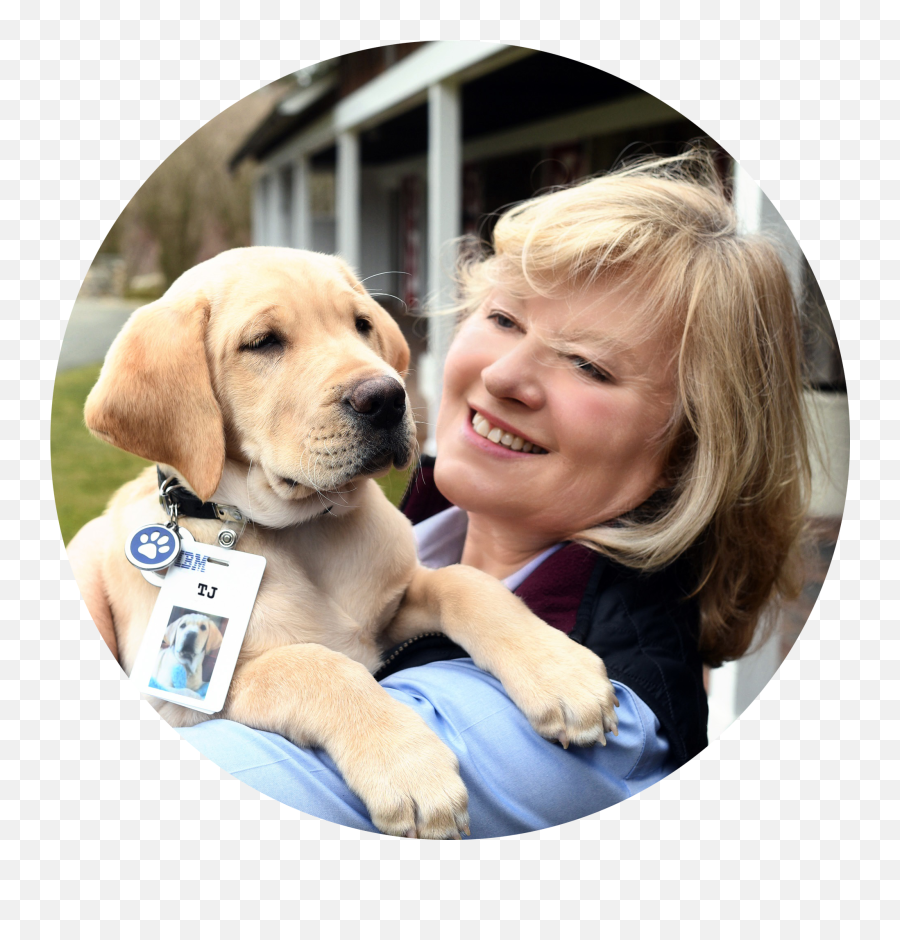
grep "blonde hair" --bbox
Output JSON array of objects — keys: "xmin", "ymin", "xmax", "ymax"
[{"xmin": 454, "ymin": 151, "xmax": 812, "ymax": 667}]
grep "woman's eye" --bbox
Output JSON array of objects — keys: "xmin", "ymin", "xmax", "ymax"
[
  {"xmin": 572, "ymin": 357, "xmax": 611, "ymax": 382},
  {"xmin": 355, "ymin": 316, "xmax": 372, "ymax": 336},
  {"xmin": 241, "ymin": 333, "xmax": 282, "ymax": 352},
  {"xmin": 488, "ymin": 311, "xmax": 517, "ymax": 330}
]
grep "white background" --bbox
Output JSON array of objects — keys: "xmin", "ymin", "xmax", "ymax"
[{"xmin": 3, "ymin": 3, "xmax": 894, "ymax": 935}]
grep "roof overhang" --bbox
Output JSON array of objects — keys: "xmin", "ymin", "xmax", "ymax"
[
  {"xmin": 229, "ymin": 73, "xmax": 339, "ymax": 170},
  {"xmin": 239, "ymin": 42, "xmax": 535, "ymax": 170},
  {"xmin": 333, "ymin": 41, "xmax": 532, "ymax": 133}
]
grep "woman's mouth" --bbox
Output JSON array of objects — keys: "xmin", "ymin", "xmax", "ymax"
[{"xmin": 470, "ymin": 411, "xmax": 548, "ymax": 454}]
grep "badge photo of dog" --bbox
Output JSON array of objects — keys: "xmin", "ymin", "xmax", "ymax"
[
  {"xmin": 152, "ymin": 610, "xmax": 225, "ymax": 699},
  {"xmin": 76, "ymin": 246, "xmax": 619, "ymax": 839}
]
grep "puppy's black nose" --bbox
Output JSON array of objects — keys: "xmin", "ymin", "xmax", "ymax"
[{"xmin": 345, "ymin": 376, "xmax": 407, "ymax": 430}]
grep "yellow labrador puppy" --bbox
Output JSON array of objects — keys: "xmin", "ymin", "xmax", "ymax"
[
  {"xmin": 79, "ymin": 246, "xmax": 618, "ymax": 839},
  {"xmin": 154, "ymin": 613, "xmax": 223, "ymax": 697}
]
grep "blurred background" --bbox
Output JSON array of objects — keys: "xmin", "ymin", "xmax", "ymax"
[{"xmin": 52, "ymin": 41, "xmax": 849, "ymax": 735}]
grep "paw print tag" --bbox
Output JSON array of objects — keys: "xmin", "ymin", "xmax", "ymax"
[{"xmin": 124, "ymin": 523, "xmax": 182, "ymax": 571}]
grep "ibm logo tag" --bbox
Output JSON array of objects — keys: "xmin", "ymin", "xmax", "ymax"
[{"xmin": 175, "ymin": 550, "xmax": 208, "ymax": 573}]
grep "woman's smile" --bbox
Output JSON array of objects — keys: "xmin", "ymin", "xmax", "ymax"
[{"xmin": 464, "ymin": 407, "xmax": 549, "ymax": 456}]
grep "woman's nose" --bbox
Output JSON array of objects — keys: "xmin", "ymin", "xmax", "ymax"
[{"xmin": 481, "ymin": 344, "xmax": 545, "ymax": 409}]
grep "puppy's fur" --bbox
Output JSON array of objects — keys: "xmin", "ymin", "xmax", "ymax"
[
  {"xmin": 79, "ymin": 247, "xmax": 618, "ymax": 839},
  {"xmin": 154, "ymin": 613, "xmax": 222, "ymax": 697}
]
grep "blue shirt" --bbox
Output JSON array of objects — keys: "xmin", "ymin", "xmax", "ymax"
[{"xmin": 178, "ymin": 508, "xmax": 678, "ymax": 837}]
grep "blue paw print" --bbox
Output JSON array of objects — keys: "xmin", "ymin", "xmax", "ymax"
[
  {"xmin": 127, "ymin": 524, "xmax": 179, "ymax": 569},
  {"xmin": 137, "ymin": 529, "xmax": 171, "ymax": 561}
]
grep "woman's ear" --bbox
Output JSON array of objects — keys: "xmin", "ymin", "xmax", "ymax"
[
  {"xmin": 652, "ymin": 465, "xmax": 673, "ymax": 491},
  {"xmin": 654, "ymin": 415, "xmax": 692, "ymax": 493},
  {"xmin": 84, "ymin": 291, "xmax": 225, "ymax": 501}
]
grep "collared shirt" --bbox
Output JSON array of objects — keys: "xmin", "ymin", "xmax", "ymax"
[{"xmin": 413, "ymin": 504, "xmax": 564, "ymax": 590}]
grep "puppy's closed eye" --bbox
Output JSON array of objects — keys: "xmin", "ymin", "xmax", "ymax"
[{"xmin": 241, "ymin": 333, "xmax": 284, "ymax": 352}]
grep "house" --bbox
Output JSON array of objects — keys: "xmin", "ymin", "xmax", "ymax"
[{"xmin": 232, "ymin": 41, "xmax": 849, "ymax": 732}]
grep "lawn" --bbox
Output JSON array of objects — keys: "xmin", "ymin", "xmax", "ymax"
[
  {"xmin": 51, "ymin": 363, "xmax": 152, "ymax": 544},
  {"xmin": 51, "ymin": 364, "xmax": 413, "ymax": 545}
]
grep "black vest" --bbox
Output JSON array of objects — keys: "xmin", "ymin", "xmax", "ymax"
[{"xmin": 377, "ymin": 458, "xmax": 709, "ymax": 768}]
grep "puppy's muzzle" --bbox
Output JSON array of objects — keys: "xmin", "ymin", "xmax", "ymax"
[
  {"xmin": 344, "ymin": 376, "xmax": 407, "ymax": 430},
  {"xmin": 341, "ymin": 376, "xmax": 413, "ymax": 475}
]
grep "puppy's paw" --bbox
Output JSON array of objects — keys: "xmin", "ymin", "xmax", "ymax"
[
  {"xmin": 340, "ymin": 710, "xmax": 470, "ymax": 840},
  {"xmin": 499, "ymin": 629, "xmax": 620, "ymax": 749}
]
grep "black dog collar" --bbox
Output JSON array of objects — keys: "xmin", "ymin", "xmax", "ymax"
[
  {"xmin": 155, "ymin": 467, "xmax": 333, "ymax": 525},
  {"xmin": 156, "ymin": 466, "xmax": 246, "ymax": 524}
]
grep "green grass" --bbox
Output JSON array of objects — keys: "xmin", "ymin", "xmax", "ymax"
[
  {"xmin": 51, "ymin": 363, "xmax": 412, "ymax": 545},
  {"xmin": 51, "ymin": 364, "xmax": 153, "ymax": 545},
  {"xmin": 375, "ymin": 463, "xmax": 413, "ymax": 506}
]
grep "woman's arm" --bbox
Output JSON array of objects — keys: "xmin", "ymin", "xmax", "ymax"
[
  {"xmin": 66, "ymin": 516, "xmax": 119, "ymax": 661},
  {"xmin": 178, "ymin": 659, "xmax": 674, "ymax": 838}
]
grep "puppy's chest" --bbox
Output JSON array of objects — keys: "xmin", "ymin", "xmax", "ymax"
[{"xmin": 239, "ymin": 550, "xmax": 396, "ymax": 673}]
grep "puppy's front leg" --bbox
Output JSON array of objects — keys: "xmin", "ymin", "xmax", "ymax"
[
  {"xmin": 388, "ymin": 565, "xmax": 619, "ymax": 749},
  {"xmin": 222, "ymin": 643, "xmax": 469, "ymax": 839}
]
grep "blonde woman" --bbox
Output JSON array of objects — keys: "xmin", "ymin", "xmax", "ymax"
[{"xmin": 70, "ymin": 152, "xmax": 811, "ymax": 837}]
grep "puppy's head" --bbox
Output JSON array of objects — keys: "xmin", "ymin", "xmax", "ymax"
[
  {"xmin": 85, "ymin": 248, "xmax": 415, "ymax": 510},
  {"xmin": 164, "ymin": 613, "xmax": 223, "ymax": 660}
]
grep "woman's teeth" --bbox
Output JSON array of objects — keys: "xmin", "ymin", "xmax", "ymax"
[{"xmin": 471, "ymin": 412, "xmax": 547, "ymax": 454}]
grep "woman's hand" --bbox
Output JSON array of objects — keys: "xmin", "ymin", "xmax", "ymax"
[{"xmin": 66, "ymin": 516, "xmax": 118, "ymax": 661}]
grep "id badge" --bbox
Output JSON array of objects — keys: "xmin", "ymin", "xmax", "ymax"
[{"xmin": 129, "ymin": 531, "xmax": 266, "ymax": 715}]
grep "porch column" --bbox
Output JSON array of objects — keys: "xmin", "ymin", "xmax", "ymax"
[
  {"xmin": 424, "ymin": 80, "xmax": 462, "ymax": 454},
  {"xmin": 336, "ymin": 130, "xmax": 361, "ymax": 269},
  {"xmin": 292, "ymin": 154, "xmax": 313, "ymax": 250},
  {"xmin": 252, "ymin": 171, "xmax": 271, "ymax": 246}
]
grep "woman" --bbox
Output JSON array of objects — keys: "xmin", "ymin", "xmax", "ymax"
[{"xmin": 68, "ymin": 151, "xmax": 811, "ymax": 837}]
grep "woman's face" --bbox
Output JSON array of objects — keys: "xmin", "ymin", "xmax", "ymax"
[{"xmin": 433, "ymin": 284, "xmax": 678, "ymax": 544}]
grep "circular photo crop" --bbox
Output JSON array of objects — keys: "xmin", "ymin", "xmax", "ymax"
[{"xmin": 53, "ymin": 42, "xmax": 850, "ymax": 840}]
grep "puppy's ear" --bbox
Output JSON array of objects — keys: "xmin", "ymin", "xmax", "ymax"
[
  {"xmin": 332, "ymin": 256, "xmax": 367, "ymax": 295},
  {"xmin": 204, "ymin": 621, "xmax": 223, "ymax": 653},
  {"xmin": 165, "ymin": 616, "xmax": 184, "ymax": 648},
  {"xmin": 333, "ymin": 257, "xmax": 411, "ymax": 376},
  {"xmin": 375, "ymin": 309, "xmax": 410, "ymax": 376},
  {"xmin": 84, "ymin": 292, "xmax": 224, "ymax": 501}
]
